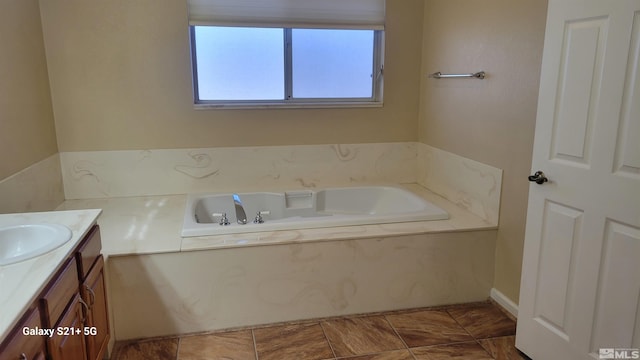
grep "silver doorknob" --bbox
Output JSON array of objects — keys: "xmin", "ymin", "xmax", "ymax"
[{"xmin": 528, "ymin": 171, "xmax": 548, "ymax": 185}]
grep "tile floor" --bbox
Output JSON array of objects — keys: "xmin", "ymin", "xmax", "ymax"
[{"xmin": 112, "ymin": 301, "xmax": 530, "ymax": 360}]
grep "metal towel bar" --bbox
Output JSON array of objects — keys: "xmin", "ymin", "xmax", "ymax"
[{"xmin": 428, "ymin": 71, "xmax": 485, "ymax": 79}]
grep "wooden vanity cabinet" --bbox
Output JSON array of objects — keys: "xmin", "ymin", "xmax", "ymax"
[
  {"xmin": 0, "ymin": 305, "xmax": 46, "ymax": 360},
  {"xmin": 0, "ymin": 224, "xmax": 109, "ymax": 360}
]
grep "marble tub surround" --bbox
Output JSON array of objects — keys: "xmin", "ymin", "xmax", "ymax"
[
  {"xmin": 56, "ymin": 183, "xmax": 498, "ymax": 345},
  {"xmin": 108, "ymin": 229, "xmax": 496, "ymax": 340},
  {"xmin": 55, "ymin": 184, "xmax": 494, "ymax": 255},
  {"xmin": 59, "ymin": 142, "xmax": 502, "ymax": 227},
  {"xmin": 0, "ymin": 209, "xmax": 101, "ymax": 339},
  {"xmin": 59, "ymin": 143, "xmax": 418, "ymax": 199},
  {"xmin": 417, "ymin": 144, "xmax": 502, "ymax": 224},
  {"xmin": 52, "ymin": 161, "xmax": 501, "ymax": 343},
  {"xmin": 112, "ymin": 301, "xmax": 525, "ymax": 360},
  {"xmin": 0, "ymin": 153, "xmax": 64, "ymax": 214}
]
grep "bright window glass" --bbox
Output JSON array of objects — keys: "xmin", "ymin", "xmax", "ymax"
[
  {"xmin": 193, "ymin": 27, "xmax": 284, "ymax": 101},
  {"xmin": 292, "ymin": 29, "xmax": 374, "ymax": 99},
  {"xmin": 191, "ymin": 26, "xmax": 382, "ymax": 105}
]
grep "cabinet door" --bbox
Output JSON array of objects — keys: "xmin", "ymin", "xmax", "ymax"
[
  {"xmin": 81, "ymin": 256, "xmax": 109, "ymax": 360},
  {"xmin": 0, "ymin": 306, "xmax": 46, "ymax": 360},
  {"xmin": 48, "ymin": 295, "xmax": 87, "ymax": 360}
]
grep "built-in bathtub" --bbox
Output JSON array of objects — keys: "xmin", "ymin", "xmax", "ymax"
[
  {"xmin": 54, "ymin": 145, "xmax": 503, "ymax": 342},
  {"xmin": 182, "ymin": 186, "xmax": 449, "ymax": 237}
]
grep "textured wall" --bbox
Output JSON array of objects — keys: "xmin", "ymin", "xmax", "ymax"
[
  {"xmin": 38, "ymin": 0, "xmax": 424, "ymax": 151},
  {"xmin": 0, "ymin": 0, "xmax": 58, "ymax": 180},
  {"xmin": 419, "ymin": 0, "xmax": 549, "ymax": 303}
]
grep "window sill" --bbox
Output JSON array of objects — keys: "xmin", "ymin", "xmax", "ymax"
[{"xmin": 193, "ymin": 101, "xmax": 383, "ymax": 110}]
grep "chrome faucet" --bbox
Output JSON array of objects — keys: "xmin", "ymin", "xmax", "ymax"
[{"xmin": 232, "ymin": 194, "xmax": 247, "ymax": 224}]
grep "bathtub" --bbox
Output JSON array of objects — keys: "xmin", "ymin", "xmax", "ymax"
[{"xmin": 181, "ymin": 186, "xmax": 449, "ymax": 237}]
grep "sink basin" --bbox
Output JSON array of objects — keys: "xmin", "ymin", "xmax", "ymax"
[{"xmin": 0, "ymin": 224, "xmax": 73, "ymax": 266}]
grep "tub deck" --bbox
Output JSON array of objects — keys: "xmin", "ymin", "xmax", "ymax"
[{"xmin": 56, "ymin": 184, "xmax": 496, "ymax": 256}]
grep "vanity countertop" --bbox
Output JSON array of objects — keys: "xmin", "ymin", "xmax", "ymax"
[
  {"xmin": 0, "ymin": 209, "xmax": 101, "ymax": 339},
  {"xmin": 56, "ymin": 184, "xmax": 496, "ymax": 257}
]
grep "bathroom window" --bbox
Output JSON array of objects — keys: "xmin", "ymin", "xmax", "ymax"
[
  {"xmin": 190, "ymin": 26, "xmax": 384, "ymax": 108},
  {"xmin": 186, "ymin": 0, "xmax": 386, "ymax": 108}
]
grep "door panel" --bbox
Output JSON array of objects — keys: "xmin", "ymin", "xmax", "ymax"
[
  {"xmin": 590, "ymin": 221, "xmax": 640, "ymax": 352},
  {"xmin": 551, "ymin": 17, "xmax": 606, "ymax": 166},
  {"xmin": 517, "ymin": 1, "xmax": 640, "ymax": 359},
  {"xmin": 534, "ymin": 200, "xmax": 583, "ymax": 338},
  {"xmin": 615, "ymin": 11, "xmax": 640, "ymax": 178}
]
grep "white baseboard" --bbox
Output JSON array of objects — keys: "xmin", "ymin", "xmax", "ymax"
[{"xmin": 490, "ymin": 288, "xmax": 519, "ymax": 318}]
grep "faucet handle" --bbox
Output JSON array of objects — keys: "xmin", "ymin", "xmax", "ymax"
[
  {"xmin": 253, "ymin": 211, "xmax": 270, "ymax": 224},
  {"xmin": 212, "ymin": 212, "xmax": 230, "ymax": 226}
]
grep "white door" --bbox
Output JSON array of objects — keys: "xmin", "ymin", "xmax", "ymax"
[{"xmin": 517, "ymin": 1, "xmax": 640, "ymax": 359}]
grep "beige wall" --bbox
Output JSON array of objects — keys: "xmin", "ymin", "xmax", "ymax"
[
  {"xmin": 38, "ymin": 0, "xmax": 424, "ymax": 152},
  {"xmin": 0, "ymin": 0, "xmax": 58, "ymax": 180},
  {"xmin": 0, "ymin": 0, "xmax": 549, "ymax": 305},
  {"xmin": 419, "ymin": 0, "xmax": 548, "ymax": 303}
]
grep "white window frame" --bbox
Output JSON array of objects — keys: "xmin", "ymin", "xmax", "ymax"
[{"xmin": 190, "ymin": 26, "xmax": 385, "ymax": 109}]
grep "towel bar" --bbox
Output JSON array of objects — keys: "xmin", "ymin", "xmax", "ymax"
[{"xmin": 428, "ymin": 71, "xmax": 485, "ymax": 79}]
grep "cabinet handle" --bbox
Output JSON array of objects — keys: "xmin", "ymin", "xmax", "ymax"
[
  {"xmin": 19, "ymin": 353, "xmax": 27, "ymax": 360},
  {"xmin": 79, "ymin": 297, "xmax": 89, "ymax": 324},
  {"xmin": 85, "ymin": 284, "xmax": 96, "ymax": 307}
]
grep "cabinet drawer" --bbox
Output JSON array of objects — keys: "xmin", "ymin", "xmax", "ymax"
[
  {"xmin": 76, "ymin": 225, "xmax": 101, "ymax": 280},
  {"xmin": 0, "ymin": 306, "xmax": 46, "ymax": 360},
  {"xmin": 41, "ymin": 257, "xmax": 79, "ymax": 326}
]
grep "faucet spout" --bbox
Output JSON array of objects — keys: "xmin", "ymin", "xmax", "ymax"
[{"xmin": 232, "ymin": 194, "xmax": 247, "ymax": 224}]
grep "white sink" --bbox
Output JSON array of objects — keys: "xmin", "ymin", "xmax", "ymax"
[{"xmin": 0, "ymin": 224, "xmax": 73, "ymax": 266}]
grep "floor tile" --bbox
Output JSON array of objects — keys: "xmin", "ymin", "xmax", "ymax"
[
  {"xmin": 115, "ymin": 338, "xmax": 178, "ymax": 360},
  {"xmin": 386, "ymin": 310, "xmax": 473, "ymax": 347},
  {"xmin": 479, "ymin": 336, "xmax": 531, "ymax": 360},
  {"xmin": 113, "ymin": 302, "xmax": 521, "ymax": 360},
  {"xmin": 447, "ymin": 303, "xmax": 516, "ymax": 339},
  {"xmin": 412, "ymin": 341, "xmax": 493, "ymax": 360},
  {"xmin": 339, "ymin": 349, "xmax": 415, "ymax": 360},
  {"xmin": 177, "ymin": 330, "xmax": 255, "ymax": 360},
  {"xmin": 322, "ymin": 316, "xmax": 405, "ymax": 358},
  {"xmin": 253, "ymin": 322, "xmax": 334, "ymax": 360}
]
